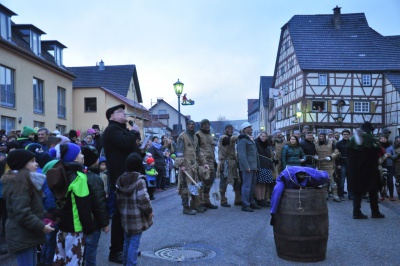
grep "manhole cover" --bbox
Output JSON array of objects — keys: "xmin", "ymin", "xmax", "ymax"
[{"xmin": 153, "ymin": 245, "xmax": 217, "ymax": 261}]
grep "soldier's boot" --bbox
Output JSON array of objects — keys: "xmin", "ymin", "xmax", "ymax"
[
  {"xmin": 182, "ymin": 197, "xmax": 196, "ymax": 215},
  {"xmin": 203, "ymin": 189, "xmax": 218, "ymax": 209},
  {"xmin": 234, "ymin": 189, "xmax": 242, "ymax": 206},
  {"xmin": 220, "ymin": 190, "xmax": 231, "ymax": 207},
  {"xmin": 332, "ymin": 186, "xmax": 341, "ymax": 203}
]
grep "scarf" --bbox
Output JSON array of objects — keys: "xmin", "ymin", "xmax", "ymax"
[{"xmin": 152, "ymin": 142, "xmax": 162, "ymax": 150}]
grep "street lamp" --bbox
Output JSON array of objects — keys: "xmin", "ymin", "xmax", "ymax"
[
  {"xmin": 296, "ymin": 111, "xmax": 302, "ymax": 131},
  {"xmin": 173, "ymin": 79, "xmax": 184, "ymax": 134}
]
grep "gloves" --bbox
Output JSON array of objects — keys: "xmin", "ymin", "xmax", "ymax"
[
  {"xmin": 128, "ymin": 120, "xmax": 134, "ymax": 126},
  {"xmin": 270, "ymin": 214, "xmax": 276, "ymax": 226},
  {"xmin": 325, "ymin": 156, "xmax": 331, "ymax": 161}
]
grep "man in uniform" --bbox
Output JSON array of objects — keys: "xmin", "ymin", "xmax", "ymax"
[
  {"xmin": 271, "ymin": 129, "xmax": 286, "ymax": 179},
  {"xmin": 218, "ymin": 124, "xmax": 240, "ymax": 207},
  {"xmin": 175, "ymin": 120, "xmax": 209, "ymax": 215},
  {"xmin": 315, "ymin": 130, "xmax": 341, "ymax": 202},
  {"xmin": 195, "ymin": 119, "xmax": 218, "ymax": 210}
]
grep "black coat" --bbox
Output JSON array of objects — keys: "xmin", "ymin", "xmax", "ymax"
[
  {"xmin": 86, "ymin": 167, "xmax": 109, "ymax": 230},
  {"xmin": 147, "ymin": 144, "xmax": 166, "ymax": 171},
  {"xmin": 347, "ymin": 145, "xmax": 381, "ymax": 193},
  {"xmin": 299, "ymin": 139, "xmax": 316, "ymax": 165},
  {"xmin": 255, "ymin": 138, "xmax": 273, "ymax": 170},
  {"xmin": 103, "ymin": 121, "xmax": 141, "ymax": 189},
  {"xmin": 93, "ymin": 134, "xmax": 103, "ymax": 155}
]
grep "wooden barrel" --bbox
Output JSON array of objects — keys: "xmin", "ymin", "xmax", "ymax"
[{"xmin": 273, "ymin": 188, "xmax": 329, "ymax": 262}]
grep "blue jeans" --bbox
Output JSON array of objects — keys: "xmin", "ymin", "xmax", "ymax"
[
  {"xmin": 339, "ymin": 164, "xmax": 353, "ymax": 198},
  {"xmin": 123, "ymin": 232, "xmax": 142, "ymax": 266},
  {"xmin": 40, "ymin": 228, "xmax": 58, "ymax": 265},
  {"xmin": 85, "ymin": 229, "xmax": 101, "ymax": 266},
  {"xmin": 241, "ymin": 170, "xmax": 257, "ymax": 206},
  {"xmin": 16, "ymin": 246, "xmax": 37, "ymax": 266}
]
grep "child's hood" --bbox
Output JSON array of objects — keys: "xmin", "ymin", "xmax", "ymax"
[{"xmin": 116, "ymin": 171, "xmax": 142, "ymax": 195}]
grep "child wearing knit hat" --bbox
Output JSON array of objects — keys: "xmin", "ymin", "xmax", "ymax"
[
  {"xmin": 52, "ymin": 143, "xmax": 95, "ymax": 265},
  {"xmin": 2, "ymin": 149, "xmax": 54, "ymax": 265}
]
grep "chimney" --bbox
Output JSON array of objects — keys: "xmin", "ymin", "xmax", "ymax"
[
  {"xmin": 333, "ymin": 6, "xmax": 341, "ymax": 30},
  {"xmin": 98, "ymin": 60, "xmax": 105, "ymax": 71}
]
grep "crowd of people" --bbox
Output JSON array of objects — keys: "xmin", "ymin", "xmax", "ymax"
[{"xmin": 0, "ymin": 105, "xmax": 400, "ymax": 265}]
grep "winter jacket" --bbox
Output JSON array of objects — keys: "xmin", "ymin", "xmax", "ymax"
[
  {"xmin": 347, "ymin": 136, "xmax": 381, "ymax": 193},
  {"xmin": 56, "ymin": 163, "xmax": 95, "ymax": 235},
  {"xmin": 147, "ymin": 144, "xmax": 166, "ymax": 171},
  {"xmin": 196, "ymin": 130, "xmax": 216, "ymax": 170},
  {"xmin": 2, "ymin": 175, "xmax": 46, "ymax": 253},
  {"xmin": 299, "ymin": 139, "xmax": 317, "ymax": 165},
  {"xmin": 336, "ymin": 139, "xmax": 349, "ymax": 165},
  {"xmin": 270, "ymin": 166, "xmax": 329, "ymax": 214},
  {"xmin": 281, "ymin": 144, "xmax": 306, "ymax": 169},
  {"xmin": 86, "ymin": 166, "xmax": 109, "ymax": 230},
  {"xmin": 237, "ymin": 134, "xmax": 259, "ymax": 171},
  {"xmin": 103, "ymin": 120, "xmax": 142, "ymax": 189},
  {"xmin": 254, "ymin": 138, "xmax": 273, "ymax": 170},
  {"xmin": 116, "ymin": 171, "xmax": 153, "ymax": 234}
]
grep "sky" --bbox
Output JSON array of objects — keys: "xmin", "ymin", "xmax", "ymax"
[{"xmin": 2, "ymin": 0, "xmax": 400, "ymax": 121}]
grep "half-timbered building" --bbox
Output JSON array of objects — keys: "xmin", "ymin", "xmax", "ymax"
[{"xmin": 269, "ymin": 6, "xmax": 400, "ymax": 138}]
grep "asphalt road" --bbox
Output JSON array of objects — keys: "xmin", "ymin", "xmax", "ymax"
[{"xmin": 1, "ymin": 181, "xmax": 400, "ymax": 265}]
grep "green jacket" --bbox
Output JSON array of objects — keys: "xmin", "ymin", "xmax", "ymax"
[{"xmin": 2, "ymin": 175, "xmax": 46, "ymax": 253}]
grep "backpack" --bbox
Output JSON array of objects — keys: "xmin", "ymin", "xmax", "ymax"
[{"xmin": 46, "ymin": 160, "xmax": 68, "ymax": 207}]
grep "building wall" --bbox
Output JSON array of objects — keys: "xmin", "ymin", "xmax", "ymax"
[
  {"xmin": 0, "ymin": 44, "xmax": 73, "ymax": 134},
  {"xmin": 151, "ymin": 101, "xmax": 186, "ymax": 131}
]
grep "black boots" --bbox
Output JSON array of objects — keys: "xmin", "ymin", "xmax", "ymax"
[{"xmin": 353, "ymin": 211, "xmax": 368, "ymax": 219}]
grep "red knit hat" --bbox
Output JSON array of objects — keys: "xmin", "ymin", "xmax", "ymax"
[{"xmin": 146, "ymin": 157, "xmax": 155, "ymax": 165}]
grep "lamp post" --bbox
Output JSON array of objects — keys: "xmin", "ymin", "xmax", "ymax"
[
  {"xmin": 173, "ymin": 79, "xmax": 184, "ymax": 134},
  {"xmin": 296, "ymin": 111, "xmax": 302, "ymax": 131}
]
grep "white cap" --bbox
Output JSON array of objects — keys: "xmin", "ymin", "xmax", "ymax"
[
  {"xmin": 53, "ymin": 130, "xmax": 61, "ymax": 135},
  {"xmin": 240, "ymin": 122, "xmax": 252, "ymax": 132}
]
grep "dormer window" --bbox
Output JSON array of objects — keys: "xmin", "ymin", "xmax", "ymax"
[
  {"xmin": 0, "ymin": 4, "xmax": 16, "ymax": 41},
  {"xmin": 42, "ymin": 41, "xmax": 66, "ymax": 67},
  {"xmin": 13, "ymin": 24, "xmax": 46, "ymax": 56}
]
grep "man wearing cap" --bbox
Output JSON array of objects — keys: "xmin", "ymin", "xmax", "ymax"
[
  {"xmin": 16, "ymin": 126, "xmax": 36, "ymax": 148},
  {"xmin": 218, "ymin": 124, "xmax": 240, "ymax": 207},
  {"xmin": 92, "ymin": 124, "xmax": 103, "ymax": 154},
  {"xmin": 315, "ymin": 130, "xmax": 341, "ymax": 202},
  {"xmin": 237, "ymin": 122, "xmax": 261, "ymax": 212},
  {"xmin": 348, "ymin": 122, "xmax": 385, "ymax": 219},
  {"xmin": 103, "ymin": 104, "xmax": 143, "ymax": 263},
  {"xmin": 195, "ymin": 119, "xmax": 218, "ymax": 210},
  {"xmin": 336, "ymin": 129, "xmax": 352, "ymax": 200},
  {"xmin": 175, "ymin": 120, "xmax": 209, "ymax": 215}
]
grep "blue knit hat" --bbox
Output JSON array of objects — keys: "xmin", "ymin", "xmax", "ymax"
[{"xmin": 59, "ymin": 143, "xmax": 81, "ymax": 163}]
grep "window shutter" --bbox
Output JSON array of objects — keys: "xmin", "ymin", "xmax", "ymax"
[
  {"xmin": 327, "ymin": 101, "xmax": 332, "ymax": 112},
  {"xmin": 306, "ymin": 100, "xmax": 312, "ymax": 112},
  {"xmin": 370, "ymin": 102, "xmax": 376, "ymax": 113},
  {"xmin": 349, "ymin": 101, "xmax": 354, "ymax": 113}
]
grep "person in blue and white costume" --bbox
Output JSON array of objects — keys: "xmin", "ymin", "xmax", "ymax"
[{"xmin": 270, "ymin": 166, "xmax": 329, "ymax": 225}]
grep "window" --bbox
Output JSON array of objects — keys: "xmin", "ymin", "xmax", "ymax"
[
  {"xmin": 362, "ymin": 74, "xmax": 371, "ymax": 86},
  {"xmin": 277, "ymin": 110, "xmax": 282, "ymax": 121},
  {"xmin": 54, "ymin": 46, "xmax": 63, "ymax": 66},
  {"xmin": 57, "ymin": 87, "xmax": 66, "ymax": 118},
  {"xmin": 57, "ymin": 124, "xmax": 66, "ymax": 135},
  {"xmin": 1, "ymin": 116, "xmax": 15, "ymax": 135},
  {"xmin": 33, "ymin": 78, "xmax": 44, "ymax": 114},
  {"xmin": 0, "ymin": 12, "xmax": 12, "ymax": 40},
  {"xmin": 354, "ymin": 102, "xmax": 370, "ymax": 113},
  {"xmin": 34, "ymin": 121, "xmax": 45, "ymax": 128},
  {"xmin": 158, "ymin": 109, "xmax": 167, "ymax": 115},
  {"xmin": 289, "ymin": 60, "xmax": 294, "ymax": 69},
  {"xmin": 280, "ymin": 66, "xmax": 285, "ymax": 76},
  {"xmin": 319, "ymin": 74, "xmax": 328, "ymax": 86},
  {"xmin": 84, "ymin": 97, "xmax": 97, "ymax": 112},
  {"xmin": 312, "ymin": 101, "xmax": 326, "ymax": 112},
  {"xmin": 0, "ymin": 65, "xmax": 15, "ymax": 107},
  {"xmin": 31, "ymin": 31, "xmax": 41, "ymax": 55}
]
